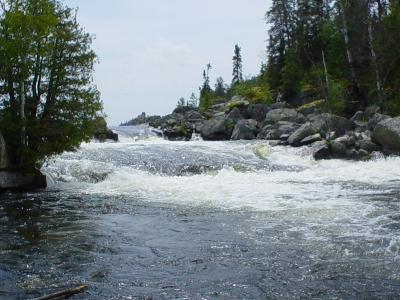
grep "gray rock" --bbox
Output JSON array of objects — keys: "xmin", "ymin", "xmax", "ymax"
[
  {"xmin": 346, "ymin": 149, "xmax": 360, "ymax": 160},
  {"xmin": 0, "ymin": 171, "xmax": 47, "ymax": 191},
  {"xmin": 200, "ymin": 116, "xmax": 235, "ymax": 141},
  {"xmin": 358, "ymin": 149, "xmax": 370, "ymax": 160},
  {"xmin": 289, "ymin": 113, "xmax": 351, "ymax": 147},
  {"xmin": 334, "ymin": 134, "xmax": 356, "ymax": 147},
  {"xmin": 356, "ymin": 139, "xmax": 381, "ymax": 153},
  {"xmin": 163, "ymin": 113, "xmax": 184, "ymax": 127},
  {"xmin": 308, "ymin": 113, "xmax": 351, "ymax": 136},
  {"xmin": 288, "ymin": 123, "xmax": 318, "ymax": 146},
  {"xmin": 265, "ymin": 108, "xmax": 304, "ymax": 124},
  {"xmin": 351, "ymin": 111, "xmax": 365, "ymax": 123},
  {"xmin": 227, "ymin": 108, "xmax": 244, "ymax": 124},
  {"xmin": 245, "ymin": 104, "xmax": 270, "ymax": 122},
  {"xmin": 373, "ymin": 116, "xmax": 400, "ymax": 152},
  {"xmin": 368, "ymin": 113, "xmax": 390, "ymax": 131},
  {"xmin": 164, "ymin": 125, "xmax": 193, "ymax": 141},
  {"xmin": 231, "ymin": 119, "xmax": 259, "ymax": 140},
  {"xmin": 258, "ymin": 121, "xmax": 299, "ymax": 140},
  {"xmin": 330, "ymin": 141, "xmax": 347, "ymax": 159},
  {"xmin": 365, "ymin": 105, "xmax": 381, "ymax": 119},
  {"xmin": 279, "ymin": 134, "xmax": 291, "ymax": 141},
  {"xmin": 300, "ymin": 133, "xmax": 322, "ymax": 145},
  {"xmin": 312, "ymin": 141, "xmax": 331, "ymax": 160},
  {"xmin": 185, "ymin": 110, "xmax": 205, "ymax": 122}
]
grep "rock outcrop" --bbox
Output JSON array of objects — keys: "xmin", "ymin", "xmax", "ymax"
[
  {"xmin": 0, "ymin": 171, "xmax": 47, "ymax": 191},
  {"xmin": 93, "ymin": 117, "xmax": 119, "ymax": 142}
]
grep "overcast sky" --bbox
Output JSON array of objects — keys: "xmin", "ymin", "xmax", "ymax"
[{"xmin": 65, "ymin": 0, "xmax": 271, "ymax": 125}]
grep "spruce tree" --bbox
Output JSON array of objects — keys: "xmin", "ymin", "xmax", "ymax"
[{"xmin": 232, "ymin": 44, "xmax": 243, "ymax": 86}]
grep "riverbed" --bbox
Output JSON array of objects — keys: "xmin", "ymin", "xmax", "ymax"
[{"xmin": 1, "ymin": 126, "xmax": 400, "ymax": 299}]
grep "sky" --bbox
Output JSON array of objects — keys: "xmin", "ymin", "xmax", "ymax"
[{"xmin": 65, "ymin": 0, "xmax": 272, "ymax": 125}]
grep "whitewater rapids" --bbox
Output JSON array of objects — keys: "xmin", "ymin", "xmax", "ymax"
[{"xmin": 1, "ymin": 125, "xmax": 400, "ymax": 299}]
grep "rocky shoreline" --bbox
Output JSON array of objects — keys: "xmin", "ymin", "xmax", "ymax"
[{"xmin": 128, "ymin": 96, "xmax": 400, "ymax": 161}]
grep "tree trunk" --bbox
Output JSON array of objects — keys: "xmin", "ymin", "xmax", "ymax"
[
  {"xmin": 368, "ymin": 20, "xmax": 385, "ymax": 106},
  {"xmin": 20, "ymin": 80, "xmax": 26, "ymax": 152},
  {"xmin": 339, "ymin": 1, "xmax": 365, "ymax": 109}
]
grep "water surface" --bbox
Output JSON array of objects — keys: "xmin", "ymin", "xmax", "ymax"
[{"xmin": 1, "ymin": 126, "xmax": 400, "ymax": 299}]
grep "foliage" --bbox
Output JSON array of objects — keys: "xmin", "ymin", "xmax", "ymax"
[
  {"xmin": 199, "ymin": 63, "xmax": 213, "ymax": 111},
  {"xmin": 230, "ymin": 78, "xmax": 273, "ymax": 104},
  {"xmin": 0, "ymin": 0, "xmax": 102, "ymax": 170},
  {"xmin": 326, "ymin": 80, "xmax": 347, "ymax": 115},
  {"xmin": 264, "ymin": 0, "xmax": 400, "ymax": 115}
]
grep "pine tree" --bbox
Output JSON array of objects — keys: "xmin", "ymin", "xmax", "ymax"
[{"xmin": 232, "ymin": 44, "xmax": 243, "ymax": 86}]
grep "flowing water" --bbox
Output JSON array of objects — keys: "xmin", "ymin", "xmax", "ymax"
[{"xmin": 1, "ymin": 125, "xmax": 400, "ymax": 299}]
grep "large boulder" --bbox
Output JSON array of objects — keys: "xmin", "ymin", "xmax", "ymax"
[
  {"xmin": 288, "ymin": 122, "xmax": 318, "ymax": 146},
  {"xmin": 200, "ymin": 115, "xmax": 235, "ymax": 141},
  {"xmin": 288, "ymin": 113, "xmax": 351, "ymax": 146},
  {"xmin": 245, "ymin": 104, "xmax": 271, "ymax": 122},
  {"xmin": 258, "ymin": 121, "xmax": 299, "ymax": 140},
  {"xmin": 265, "ymin": 108, "xmax": 305, "ymax": 124},
  {"xmin": 368, "ymin": 113, "xmax": 390, "ymax": 131},
  {"xmin": 163, "ymin": 125, "xmax": 193, "ymax": 141},
  {"xmin": 231, "ymin": 119, "xmax": 259, "ymax": 140},
  {"xmin": 308, "ymin": 113, "xmax": 351, "ymax": 136},
  {"xmin": 227, "ymin": 108, "xmax": 244, "ymax": 123},
  {"xmin": 0, "ymin": 171, "xmax": 47, "ymax": 191},
  {"xmin": 373, "ymin": 116, "xmax": 400, "ymax": 152}
]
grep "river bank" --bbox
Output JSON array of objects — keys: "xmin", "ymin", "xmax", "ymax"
[{"xmin": 127, "ymin": 97, "xmax": 400, "ymax": 161}]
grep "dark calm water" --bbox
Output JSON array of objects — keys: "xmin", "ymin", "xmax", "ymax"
[{"xmin": 1, "ymin": 126, "xmax": 400, "ymax": 299}]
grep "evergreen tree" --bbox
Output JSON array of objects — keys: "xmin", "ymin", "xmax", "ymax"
[
  {"xmin": 177, "ymin": 97, "xmax": 186, "ymax": 108},
  {"xmin": 266, "ymin": 0, "xmax": 296, "ymax": 93},
  {"xmin": 199, "ymin": 64, "xmax": 213, "ymax": 110},
  {"xmin": 214, "ymin": 77, "xmax": 226, "ymax": 98},
  {"xmin": 0, "ymin": 0, "xmax": 102, "ymax": 170},
  {"xmin": 188, "ymin": 92, "xmax": 198, "ymax": 108},
  {"xmin": 232, "ymin": 44, "xmax": 243, "ymax": 86}
]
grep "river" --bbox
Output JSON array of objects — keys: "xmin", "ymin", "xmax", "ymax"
[{"xmin": 1, "ymin": 125, "xmax": 400, "ymax": 299}]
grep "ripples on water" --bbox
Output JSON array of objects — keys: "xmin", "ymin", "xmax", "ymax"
[{"xmin": 1, "ymin": 125, "xmax": 400, "ymax": 299}]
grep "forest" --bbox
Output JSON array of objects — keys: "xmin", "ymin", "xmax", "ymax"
[{"xmin": 191, "ymin": 0, "xmax": 400, "ymax": 117}]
